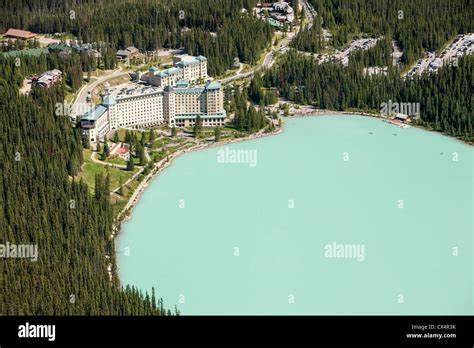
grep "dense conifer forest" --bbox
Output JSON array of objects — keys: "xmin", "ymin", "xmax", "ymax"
[
  {"xmin": 0, "ymin": 55, "xmax": 172, "ymax": 315},
  {"xmin": 264, "ymin": 52, "xmax": 473, "ymax": 141},
  {"xmin": 0, "ymin": 0, "xmax": 274, "ymax": 76},
  {"xmin": 308, "ymin": 0, "xmax": 473, "ymax": 64},
  {"xmin": 348, "ymin": 36, "xmax": 393, "ymax": 68},
  {"xmin": 232, "ymin": 88, "xmax": 269, "ymax": 132},
  {"xmin": 290, "ymin": 23, "xmax": 325, "ymax": 54},
  {"xmin": 1, "ymin": 0, "xmax": 473, "ymax": 316},
  {"xmin": 0, "ymin": 52, "xmax": 115, "ymax": 93}
]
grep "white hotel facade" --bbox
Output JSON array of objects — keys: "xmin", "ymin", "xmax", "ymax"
[{"xmin": 81, "ymin": 55, "xmax": 226, "ymax": 143}]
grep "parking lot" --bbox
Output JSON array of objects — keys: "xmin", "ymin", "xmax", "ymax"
[
  {"xmin": 314, "ymin": 37, "xmax": 380, "ymax": 66},
  {"xmin": 404, "ymin": 33, "xmax": 474, "ymax": 78}
]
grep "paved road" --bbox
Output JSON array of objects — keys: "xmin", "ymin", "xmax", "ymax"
[
  {"xmin": 90, "ymin": 150, "xmax": 127, "ymax": 169},
  {"xmin": 299, "ymin": 0, "xmax": 314, "ymax": 29},
  {"xmin": 218, "ymin": 31, "xmax": 296, "ymax": 84},
  {"xmin": 218, "ymin": 2, "xmax": 311, "ymax": 85},
  {"xmin": 71, "ymin": 67, "xmax": 131, "ymax": 118},
  {"xmin": 391, "ymin": 40, "xmax": 403, "ymax": 66}
]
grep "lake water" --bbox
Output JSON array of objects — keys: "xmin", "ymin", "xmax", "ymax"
[{"xmin": 116, "ymin": 115, "xmax": 473, "ymax": 315}]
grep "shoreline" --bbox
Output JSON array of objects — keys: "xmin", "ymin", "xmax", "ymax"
[
  {"xmin": 109, "ymin": 128, "xmax": 286, "ymax": 284},
  {"xmin": 110, "ymin": 111, "xmax": 472, "ymax": 285},
  {"xmin": 288, "ymin": 107, "xmax": 473, "ymax": 146},
  {"xmin": 112, "ymin": 111, "xmax": 384, "ymax": 231},
  {"xmin": 113, "ymin": 126, "xmax": 284, "ymax": 231},
  {"xmin": 112, "ymin": 109, "xmax": 472, "ymax": 237}
]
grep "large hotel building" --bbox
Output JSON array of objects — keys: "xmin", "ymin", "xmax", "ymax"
[{"xmin": 81, "ymin": 55, "xmax": 226, "ymax": 143}]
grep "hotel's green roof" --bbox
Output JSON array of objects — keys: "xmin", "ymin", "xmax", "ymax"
[
  {"xmin": 176, "ymin": 79, "xmax": 190, "ymax": 87},
  {"xmin": 156, "ymin": 67, "xmax": 182, "ymax": 77},
  {"xmin": 82, "ymin": 105, "xmax": 107, "ymax": 121},
  {"xmin": 205, "ymin": 81, "xmax": 221, "ymax": 90},
  {"xmin": 102, "ymin": 95, "xmax": 117, "ymax": 106}
]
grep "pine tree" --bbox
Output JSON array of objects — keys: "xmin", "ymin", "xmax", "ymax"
[
  {"xmin": 82, "ymin": 135, "xmax": 90, "ymax": 149},
  {"xmin": 148, "ymin": 129, "xmax": 156, "ymax": 143},
  {"xmin": 118, "ymin": 176, "xmax": 124, "ymax": 196},
  {"xmin": 171, "ymin": 127, "xmax": 178, "ymax": 137},
  {"xmin": 138, "ymin": 146, "xmax": 147, "ymax": 166},
  {"xmin": 101, "ymin": 141, "xmax": 110, "ymax": 160},
  {"xmin": 125, "ymin": 130, "xmax": 131, "ymax": 145},
  {"xmin": 127, "ymin": 156, "xmax": 135, "ymax": 171},
  {"xmin": 214, "ymin": 126, "xmax": 221, "ymax": 142},
  {"xmin": 194, "ymin": 116, "xmax": 202, "ymax": 138}
]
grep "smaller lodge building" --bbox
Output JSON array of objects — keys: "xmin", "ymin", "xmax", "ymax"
[{"xmin": 3, "ymin": 28, "xmax": 37, "ymax": 40}]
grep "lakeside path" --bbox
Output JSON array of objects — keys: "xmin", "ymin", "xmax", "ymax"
[
  {"xmin": 112, "ymin": 111, "xmax": 400, "ymax": 234},
  {"xmin": 111, "ymin": 109, "xmax": 472, "ymax": 238},
  {"xmin": 290, "ymin": 108, "xmax": 388, "ymax": 119},
  {"xmin": 288, "ymin": 107, "xmax": 473, "ymax": 146},
  {"xmin": 109, "ymin": 110, "xmax": 472, "ymax": 279},
  {"xmin": 114, "ymin": 127, "xmax": 283, "ymax": 230}
]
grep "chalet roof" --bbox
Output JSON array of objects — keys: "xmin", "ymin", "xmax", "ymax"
[
  {"xmin": 4, "ymin": 28, "xmax": 36, "ymax": 39},
  {"xmin": 116, "ymin": 49, "xmax": 130, "ymax": 57}
]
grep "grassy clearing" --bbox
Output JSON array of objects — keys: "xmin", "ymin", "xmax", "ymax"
[
  {"xmin": 105, "ymin": 156, "xmax": 127, "ymax": 166},
  {"xmin": 77, "ymin": 149, "xmax": 137, "ymax": 192}
]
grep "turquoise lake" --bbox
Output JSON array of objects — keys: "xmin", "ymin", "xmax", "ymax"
[{"xmin": 116, "ymin": 115, "xmax": 473, "ymax": 315}]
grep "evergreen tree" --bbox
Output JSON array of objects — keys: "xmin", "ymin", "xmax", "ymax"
[
  {"xmin": 194, "ymin": 116, "xmax": 202, "ymax": 137},
  {"xmin": 101, "ymin": 141, "xmax": 110, "ymax": 161},
  {"xmin": 127, "ymin": 156, "xmax": 135, "ymax": 171},
  {"xmin": 118, "ymin": 176, "xmax": 124, "ymax": 196},
  {"xmin": 138, "ymin": 146, "xmax": 147, "ymax": 166},
  {"xmin": 265, "ymin": 52, "xmax": 474, "ymax": 141},
  {"xmin": 82, "ymin": 135, "xmax": 90, "ymax": 149},
  {"xmin": 171, "ymin": 127, "xmax": 178, "ymax": 137},
  {"xmin": 148, "ymin": 129, "xmax": 156, "ymax": 143},
  {"xmin": 125, "ymin": 130, "xmax": 131, "ymax": 145},
  {"xmin": 214, "ymin": 126, "xmax": 221, "ymax": 142},
  {"xmin": 1, "ymin": 69, "xmax": 168, "ymax": 315}
]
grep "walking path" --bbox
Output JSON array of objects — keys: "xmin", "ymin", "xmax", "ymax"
[
  {"xmin": 115, "ymin": 127, "xmax": 282, "ymax": 224},
  {"xmin": 91, "ymin": 150, "xmax": 127, "ymax": 169}
]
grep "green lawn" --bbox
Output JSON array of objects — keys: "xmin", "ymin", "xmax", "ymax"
[
  {"xmin": 105, "ymin": 156, "xmax": 127, "ymax": 166},
  {"xmin": 150, "ymin": 137, "xmax": 185, "ymax": 149},
  {"xmin": 77, "ymin": 149, "xmax": 137, "ymax": 192}
]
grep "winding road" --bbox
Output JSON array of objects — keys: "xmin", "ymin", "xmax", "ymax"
[{"xmin": 71, "ymin": 67, "xmax": 131, "ymax": 118}]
